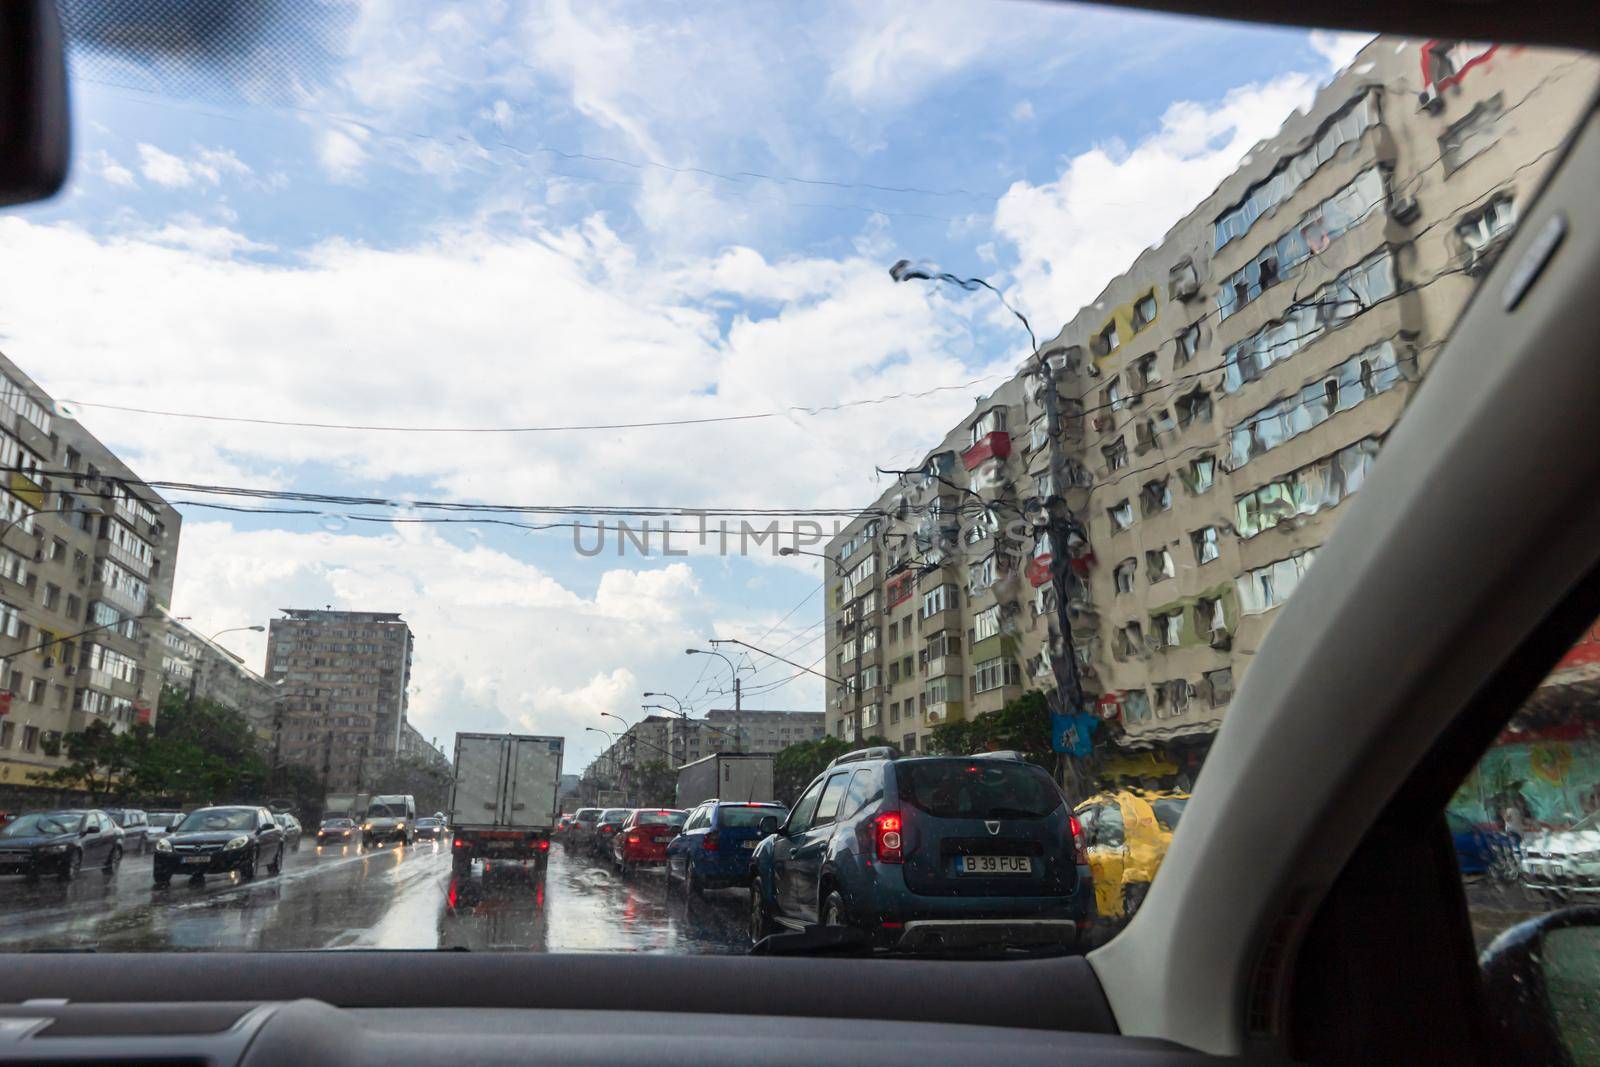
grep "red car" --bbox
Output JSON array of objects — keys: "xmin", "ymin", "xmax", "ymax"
[{"xmin": 610, "ymin": 809, "xmax": 686, "ymax": 876}]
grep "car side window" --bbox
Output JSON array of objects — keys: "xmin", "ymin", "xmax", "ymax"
[
  {"xmin": 810, "ymin": 773, "xmax": 852, "ymax": 830},
  {"xmin": 787, "ymin": 778, "xmax": 827, "ymax": 835},
  {"xmin": 841, "ymin": 768, "xmax": 879, "ymax": 820},
  {"xmin": 1077, "ymin": 806, "xmax": 1098, "ymax": 846},
  {"xmin": 1099, "ymin": 803, "xmax": 1126, "ymax": 848},
  {"xmin": 84, "ymin": 814, "xmax": 99, "ymax": 832}
]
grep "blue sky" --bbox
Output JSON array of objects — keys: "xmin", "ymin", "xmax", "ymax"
[{"xmin": 0, "ymin": 1, "xmax": 1366, "ymax": 768}]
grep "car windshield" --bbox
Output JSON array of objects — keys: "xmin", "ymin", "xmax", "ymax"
[
  {"xmin": 177, "ymin": 810, "xmax": 257, "ymax": 833},
  {"xmin": 718, "ymin": 806, "xmax": 788, "ymax": 828},
  {"xmin": 897, "ymin": 761, "xmax": 1063, "ymax": 820},
  {"xmin": 0, "ymin": 1, "xmax": 1591, "ymax": 969},
  {"xmin": 0, "ymin": 814, "xmax": 81, "ymax": 837}
]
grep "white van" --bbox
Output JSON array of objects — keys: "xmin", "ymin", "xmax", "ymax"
[{"xmin": 363, "ymin": 795, "xmax": 416, "ymax": 847}]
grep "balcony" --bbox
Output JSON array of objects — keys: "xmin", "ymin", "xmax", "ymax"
[
  {"xmin": 961, "ymin": 431, "xmax": 1011, "ymax": 471},
  {"xmin": 101, "ymin": 538, "xmax": 152, "ymax": 578},
  {"xmin": 924, "ymin": 698, "xmax": 965, "ymax": 725},
  {"xmin": 93, "ymin": 581, "xmax": 147, "ymax": 616}
]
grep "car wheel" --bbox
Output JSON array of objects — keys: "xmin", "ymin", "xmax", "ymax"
[
  {"xmin": 104, "ymin": 845, "xmax": 122, "ymax": 875},
  {"xmin": 821, "ymin": 889, "xmax": 848, "ymax": 928},
  {"xmin": 267, "ymin": 846, "xmax": 282, "ymax": 877},
  {"xmin": 239, "ymin": 850, "xmax": 257, "ymax": 881},
  {"xmin": 749, "ymin": 878, "xmax": 773, "ymax": 943},
  {"xmin": 59, "ymin": 849, "xmax": 81, "ymax": 883},
  {"xmin": 292, "ymin": 838, "xmax": 301, "ymax": 853}
]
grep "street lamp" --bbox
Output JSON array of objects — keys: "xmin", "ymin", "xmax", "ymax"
[
  {"xmin": 187, "ymin": 625, "xmax": 267, "ymax": 714},
  {"xmin": 685, "ymin": 647, "xmax": 743, "ymax": 752},
  {"xmin": 780, "ymin": 546, "xmax": 862, "ymax": 741}
]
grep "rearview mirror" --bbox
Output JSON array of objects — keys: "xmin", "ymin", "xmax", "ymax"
[
  {"xmin": 1, "ymin": 0, "xmax": 71, "ymax": 206},
  {"xmin": 1481, "ymin": 906, "xmax": 1600, "ymax": 1063},
  {"xmin": 757, "ymin": 816, "xmax": 780, "ymax": 837}
]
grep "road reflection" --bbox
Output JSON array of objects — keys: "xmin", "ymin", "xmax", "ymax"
[{"xmin": 439, "ymin": 867, "xmax": 549, "ymax": 952}]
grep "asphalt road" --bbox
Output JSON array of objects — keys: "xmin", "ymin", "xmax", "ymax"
[{"xmin": 0, "ymin": 837, "xmax": 750, "ymax": 953}]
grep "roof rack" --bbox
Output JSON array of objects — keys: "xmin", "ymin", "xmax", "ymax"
[
  {"xmin": 968, "ymin": 750, "xmax": 1029, "ymax": 762},
  {"xmin": 828, "ymin": 745, "xmax": 899, "ymax": 768}
]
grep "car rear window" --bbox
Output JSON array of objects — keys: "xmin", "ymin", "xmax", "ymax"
[
  {"xmin": 634, "ymin": 811, "xmax": 686, "ymax": 827},
  {"xmin": 716, "ymin": 806, "xmax": 786, "ymax": 828},
  {"xmin": 895, "ymin": 760, "xmax": 1063, "ymax": 820}
]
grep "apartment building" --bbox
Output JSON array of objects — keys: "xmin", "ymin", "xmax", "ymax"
[
  {"xmin": 606, "ymin": 710, "xmax": 825, "ymax": 771},
  {"xmin": 265, "ymin": 609, "xmax": 415, "ymax": 793},
  {"xmin": 824, "ymin": 40, "xmax": 1598, "ymax": 783},
  {"xmin": 0, "ymin": 352, "xmax": 182, "ymax": 802},
  {"xmin": 158, "ymin": 619, "xmax": 276, "ymax": 743},
  {"xmin": 398, "ymin": 720, "xmax": 450, "ymax": 773}
]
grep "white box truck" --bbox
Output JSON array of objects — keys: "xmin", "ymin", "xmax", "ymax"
[
  {"xmin": 449, "ymin": 733, "xmax": 564, "ymax": 877},
  {"xmin": 676, "ymin": 753, "xmax": 775, "ymax": 808}
]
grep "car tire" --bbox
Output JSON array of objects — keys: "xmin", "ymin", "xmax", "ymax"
[
  {"xmin": 239, "ymin": 850, "xmax": 257, "ymax": 881},
  {"xmin": 104, "ymin": 845, "xmax": 122, "ymax": 875},
  {"xmin": 821, "ymin": 889, "xmax": 848, "ymax": 928},
  {"xmin": 749, "ymin": 878, "xmax": 773, "ymax": 944},
  {"xmin": 292, "ymin": 839, "xmax": 301, "ymax": 853},
  {"xmin": 59, "ymin": 849, "xmax": 81, "ymax": 883},
  {"xmin": 267, "ymin": 846, "xmax": 282, "ymax": 876}
]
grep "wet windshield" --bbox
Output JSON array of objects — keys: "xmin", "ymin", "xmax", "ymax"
[
  {"xmin": 898, "ymin": 761, "xmax": 1063, "ymax": 820},
  {"xmin": 0, "ymin": 814, "xmax": 81, "ymax": 837},
  {"xmin": 0, "ymin": 0, "xmax": 1592, "ymax": 968},
  {"xmin": 177, "ymin": 810, "xmax": 257, "ymax": 833}
]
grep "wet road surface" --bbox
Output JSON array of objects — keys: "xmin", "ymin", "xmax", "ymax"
[{"xmin": 0, "ymin": 838, "xmax": 750, "ymax": 953}]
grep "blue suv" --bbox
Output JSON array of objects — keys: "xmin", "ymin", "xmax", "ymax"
[
  {"xmin": 667, "ymin": 800, "xmax": 789, "ymax": 894},
  {"xmin": 748, "ymin": 748, "xmax": 1092, "ymax": 950}
]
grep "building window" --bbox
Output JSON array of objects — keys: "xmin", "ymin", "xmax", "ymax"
[
  {"xmin": 1113, "ymin": 558, "xmax": 1137, "ymax": 594},
  {"xmin": 1191, "ymin": 526, "xmax": 1220, "ymax": 564},
  {"xmin": 27, "ymin": 677, "xmax": 46, "ymax": 704},
  {"xmin": 1116, "ymin": 621, "xmax": 1144, "ymax": 659},
  {"xmin": 1140, "ymin": 479, "xmax": 1172, "ymax": 516},
  {"xmin": 1176, "ymin": 323, "xmax": 1200, "ymax": 364},
  {"xmin": 1440, "ymin": 93, "xmax": 1503, "ymax": 173},
  {"xmin": 1236, "ymin": 549, "xmax": 1319, "ymax": 615},
  {"xmin": 1229, "ymin": 338, "xmax": 1409, "ymax": 467},
  {"xmin": 1205, "ymin": 668, "xmax": 1234, "ymax": 707},
  {"xmin": 1029, "ymin": 418, "xmax": 1049, "ymax": 451},
  {"xmin": 889, "ymin": 701, "xmax": 900, "ymax": 723},
  {"xmin": 1123, "ymin": 689, "xmax": 1153, "ymax": 724},
  {"xmin": 1456, "ymin": 195, "xmax": 1516, "ymax": 253},
  {"xmin": 1184, "ymin": 455, "xmax": 1216, "ymax": 495},
  {"xmin": 1102, "ymin": 378, "xmax": 1126, "ymax": 413},
  {"xmin": 1176, "ymin": 388, "xmax": 1212, "ymax": 430},
  {"xmin": 1153, "ymin": 611, "xmax": 1184, "ymax": 649},
  {"xmin": 972, "ymin": 656, "xmax": 1019, "ymax": 694},
  {"xmin": 21, "ymin": 725, "xmax": 38, "ymax": 753},
  {"xmin": 1145, "ymin": 548, "xmax": 1175, "ymax": 583},
  {"xmin": 973, "ymin": 605, "xmax": 1001, "ymax": 642},
  {"xmin": 1132, "ymin": 291, "xmax": 1158, "ymax": 330},
  {"xmin": 1236, "ymin": 437, "xmax": 1383, "ymax": 538},
  {"xmin": 1131, "ymin": 353, "xmax": 1160, "ymax": 390},
  {"xmin": 1102, "ymin": 437, "xmax": 1128, "ymax": 472},
  {"xmin": 969, "ymin": 407, "xmax": 1007, "ymax": 444},
  {"xmin": 1154, "ymin": 680, "xmax": 1191, "ymax": 720},
  {"xmin": 1108, "ymin": 500, "xmax": 1133, "ymax": 531},
  {"xmin": 1094, "ymin": 321, "xmax": 1120, "ymax": 357}
]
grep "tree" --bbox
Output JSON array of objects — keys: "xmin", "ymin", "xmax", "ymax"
[
  {"xmin": 927, "ymin": 691, "xmax": 1054, "ymax": 768},
  {"xmin": 773, "ymin": 735, "xmax": 893, "ymax": 805},
  {"xmin": 630, "ymin": 760, "xmax": 678, "ymax": 807},
  {"xmin": 367, "ymin": 756, "xmax": 453, "ymax": 816},
  {"xmin": 39, "ymin": 720, "xmax": 134, "ymax": 802}
]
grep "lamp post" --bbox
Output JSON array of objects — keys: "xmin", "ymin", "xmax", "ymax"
[
  {"xmin": 187, "ymin": 625, "xmax": 266, "ymax": 715},
  {"xmin": 644, "ymin": 692, "xmax": 684, "ymax": 761},
  {"xmin": 685, "ymin": 647, "xmax": 743, "ymax": 752},
  {"xmin": 780, "ymin": 545, "xmax": 863, "ymax": 743},
  {"xmin": 585, "ymin": 726, "xmax": 620, "ymax": 797},
  {"xmin": 891, "ymin": 260, "xmax": 1091, "ymax": 793}
]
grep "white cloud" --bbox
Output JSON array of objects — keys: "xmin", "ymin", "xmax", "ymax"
[
  {"xmin": 994, "ymin": 73, "xmax": 1318, "ymax": 324},
  {"xmin": 1309, "ymin": 30, "xmax": 1375, "ymax": 77},
  {"xmin": 94, "ymin": 150, "xmax": 137, "ymax": 188},
  {"xmin": 135, "ymin": 218, "xmax": 275, "ymax": 257},
  {"xmin": 135, "ymin": 143, "xmax": 254, "ymax": 188},
  {"xmin": 1011, "ymin": 99, "xmax": 1036, "ymax": 123},
  {"xmin": 317, "ymin": 127, "xmax": 369, "ymax": 182}
]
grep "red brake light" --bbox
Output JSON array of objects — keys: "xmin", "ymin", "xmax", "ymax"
[
  {"xmin": 703, "ymin": 832, "xmax": 719, "ymax": 852},
  {"xmin": 538, "ymin": 839, "xmax": 550, "ymax": 851},
  {"xmin": 452, "ymin": 838, "xmax": 465, "ymax": 849},
  {"xmin": 626, "ymin": 834, "xmax": 640, "ymax": 844},
  {"xmin": 875, "ymin": 812, "xmax": 903, "ymax": 863},
  {"xmin": 1069, "ymin": 815, "xmax": 1088, "ymax": 866}
]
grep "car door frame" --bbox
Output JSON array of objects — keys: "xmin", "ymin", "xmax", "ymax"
[
  {"xmin": 772, "ymin": 776, "xmax": 827, "ymax": 921},
  {"xmin": 792, "ymin": 770, "xmax": 852, "ymax": 925},
  {"xmin": 256, "ymin": 808, "xmax": 282, "ymax": 864},
  {"xmin": 672, "ymin": 804, "xmax": 707, "ymax": 881},
  {"xmin": 81, "ymin": 812, "xmax": 110, "ymax": 865}
]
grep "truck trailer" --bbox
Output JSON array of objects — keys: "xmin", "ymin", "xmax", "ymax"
[
  {"xmin": 675, "ymin": 752, "xmax": 775, "ymax": 809},
  {"xmin": 449, "ymin": 733, "xmax": 564, "ymax": 877}
]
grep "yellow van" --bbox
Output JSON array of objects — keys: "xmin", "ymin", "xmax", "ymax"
[{"xmin": 1073, "ymin": 790, "xmax": 1189, "ymax": 921}]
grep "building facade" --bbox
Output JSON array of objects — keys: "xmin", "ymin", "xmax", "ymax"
[
  {"xmin": 398, "ymin": 720, "xmax": 450, "ymax": 773},
  {"xmin": 158, "ymin": 619, "xmax": 276, "ymax": 743},
  {"xmin": 823, "ymin": 40, "xmax": 1599, "ymax": 787},
  {"xmin": 0, "ymin": 352, "xmax": 181, "ymax": 801},
  {"xmin": 265, "ymin": 609, "xmax": 415, "ymax": 794}
]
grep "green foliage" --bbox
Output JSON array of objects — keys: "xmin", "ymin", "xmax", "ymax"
[
  {"xmin": 927, "ymin": 691, "xmax": 1053, "ymax": 767},
  {"xmin": 629, "ymin": 759, "xmax": 678, "ymax": 807},
  {"xmin": 39, "ymin": 719, "xmax": 135, "ymax": 802},
  {"xmin": 772, "ymin": 735, "xmax": 893, "ymax": 805},
  {"xmin": 367, "ymin": 756, "xmax": 454, "ymax": 816}
]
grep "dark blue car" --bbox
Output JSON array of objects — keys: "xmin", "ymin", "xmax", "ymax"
[
  {"xmin": 667, "ymin": 800, "xmax": 788, "ymax": 894},
  {"xmin": 1446, "ymin": 810, "xmax": 1518, "ymax": 878},
  {"xmin": 748, "ymin": 748, "xmax": 1093, "ymax": 951}
]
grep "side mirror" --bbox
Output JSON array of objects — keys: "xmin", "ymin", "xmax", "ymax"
[
  {"xmin": 79, "ymin": 826, "xmax": 93, "ymax": 837},
  {"xmin": 758, "ymin": 816, "xmax": 781, "ymax": 837},
  {"xmin": 1482, "ymin": 906, "xmax": 1600, "ymax": 1064}
]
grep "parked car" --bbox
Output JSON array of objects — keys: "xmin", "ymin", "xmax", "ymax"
[
  {"xmin": 1446, "ymin": 809, "xmax": 1519, "ymax": 879},
  {"xmin": 1519, "ymin": 809, "xmax": 1600, "ymax": 900},
  {"xmin": 316, "ymin": 816, "xmax": 359, "ymax": 847},
  {"xmin": 102, "ymin": 808, "xmax": 151, "ymax": 854},
  {"xmin": 0, "ymin": 810, "xmax": 124, "ymax": 882},
  {"xmin": 273, "ymin": 812, "xmax": 303, "ymax": 851},
  {"xmin": 749, "ymin": 749, "xmax": 1092, "ymax": 950},
  {"xmin": 555, "ymin": 814, "xmax": 575, "ymax": 838},
  {"xmin": 667, "ymin": 800, "xmax": 788, "ymax": 893},
  {"xmin": 145, "ymin": 811, "xmax": 185, "ymax": 844},
  {"xmin": 363, "ymin": 795, "xmax": 416, "ymax": 847},
  {"xmin": 414, "ymin": 817, "xmax": 446, "ymax": 841},
  {"xmin": 154, "ymin": 806, "xmax": 286, "ymax": 886},
  {"xmin": 591, "ymin": 808, "xmax": 633, "ymax": 859},
  {"xmin": 565, "ymin": 808, "xmax": 601, "ymax": 850},
  {"xmin": 1073, "ymin": 790, "xmax": 1189, "ymax": 923},
  {"xmin": 610, "ymin": 808, "xmax": 686, "ymax": 876}
]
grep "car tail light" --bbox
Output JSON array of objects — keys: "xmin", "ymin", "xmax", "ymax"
[
  {"xmin": 627, "ymin": 835, "xmax": 640, "ymax": 844},
  {"xmin": 703, "ymin": 832, "xmax": 719, "ymax": 852},
  {"xmin": 452, "ymin": 838, "xmax": 465, "ymax": 849},
  {"xmin": 538, "ymin": 839, "xmax": 550, "ymax": 852},
  {"xmin": 875, "ymin": 812, "xmax": 903, "ymax": 863},
  {"xmin": 1069, "ymin": 815, "xmax": 1088, "ymax": 866}
]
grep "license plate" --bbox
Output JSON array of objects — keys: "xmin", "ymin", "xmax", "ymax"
[
  {"xmin": 653, "ymin": 836, "xmax": 672, "ymax": 843},
  {"xmin": 959, "ymin": 854, "xmax": 1032, "ymax": 875},
  {"xmin": 183, "ymin": 856, "xmax": 210, "ymax": 865},
  {"xmin": 741, "ymin": 840, "xmax": 757, "ymax": 849},
  {"xmin": 485, "ymin": 840, "xmax": 517, "ymax": 850}
]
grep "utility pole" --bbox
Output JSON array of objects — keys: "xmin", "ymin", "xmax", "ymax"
[{"xmin": 733, "ymin": 673, "xmax": 743, "ymax": 752}]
